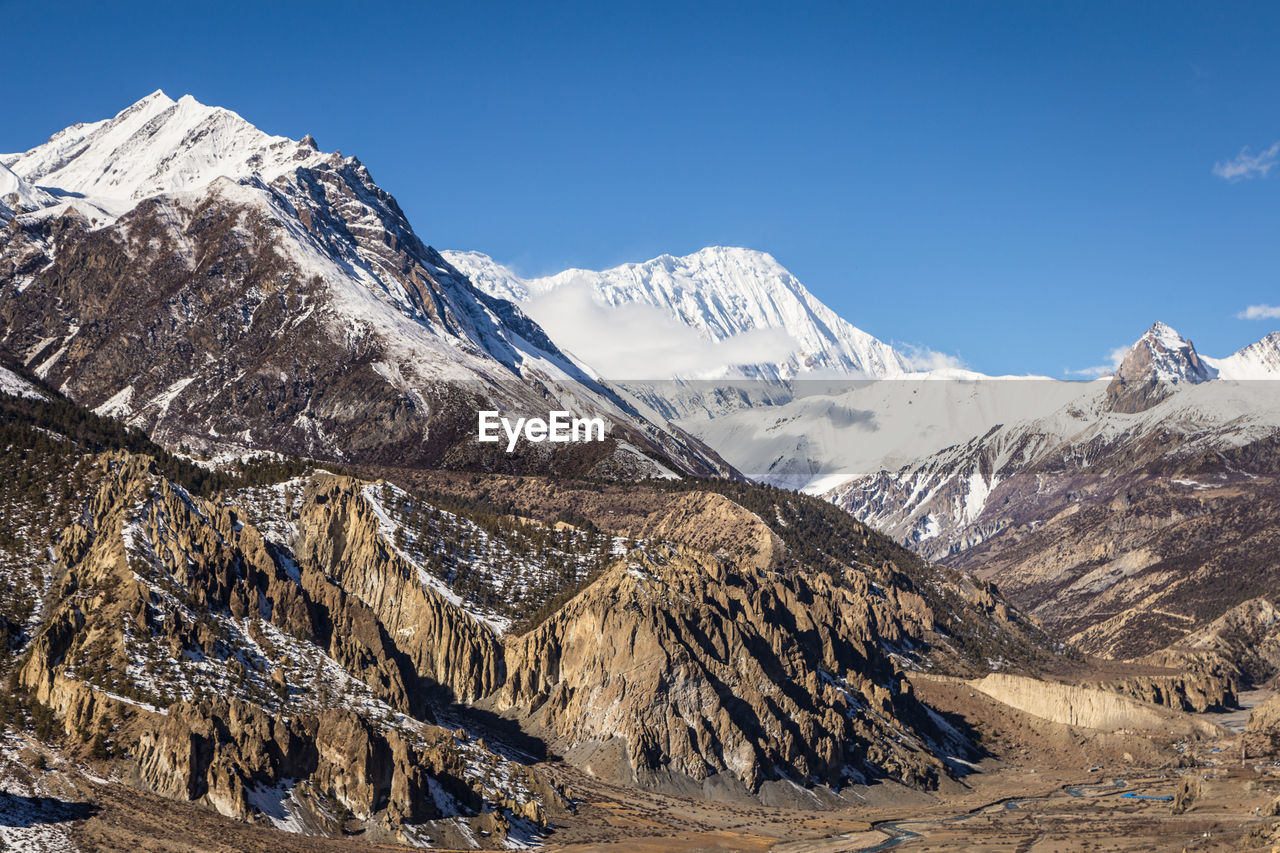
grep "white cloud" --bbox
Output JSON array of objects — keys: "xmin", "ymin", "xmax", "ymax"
[
  {"xmin": 1213, "ymin": 142, "xmax": 1280, "ymax": 181},
  {"xmin": 522, "ymin": 279, "xmax": 798, "ymax": 379},
  {"xmin": 1065, "ymin": 345, "xmax": 1130, "ymax": 378},
  {"xmin": 897, "ymin": 344, "xmax": 967, "ymax": 372},
  {"xmin": 1237, "ymin": 304, "xmax": 1280, "ymax": 320}
]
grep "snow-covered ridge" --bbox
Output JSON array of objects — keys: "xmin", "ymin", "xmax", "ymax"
[
  {"xmin": 0, "ymin": 91, "xmax": 727, "ymax": 476},
  {"xmin": 0, "ymin": 162, "xmax": 55, "ymax": 220},
  {"xmin": 1, "ymin": 90, "xmax": 324, "ymax": 222},
  {"xmin": 444, "ymin": 247, "xmax": 909, "ymax": 381},
  {"xmin": 1207, "ymin": 331, "xmax": 1280, "ymax": 380},
  {"xmin": 828, "ymin": 375, "xmax": 1280, "ymax": 559},
  {"xmin": 1108, "ymin": 321, "xmax": 1280, "ymax": 383}
]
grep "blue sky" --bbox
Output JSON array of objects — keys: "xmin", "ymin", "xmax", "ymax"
[{"xmin": 3, "ymin": 0, "xmax": 1279, "ymax": 375}]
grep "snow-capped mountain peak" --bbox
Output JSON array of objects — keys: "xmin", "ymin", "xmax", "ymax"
[
  {"xmin": 444, "ymin": 246, "xmax": 909, "ymax": 381},
  {"xmin": 1, "ymin": 91, "xmax": 324, "ymax": 221},
  {"xmin": 1105, "ymin": 322, "xmax": 1216, "ymax": 412},
  {"xmin": 0, "ymin": 91, "xmax": 729, "ymax": 477}
]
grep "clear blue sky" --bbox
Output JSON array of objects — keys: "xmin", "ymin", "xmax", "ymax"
[{"xmin": 4, "ymin": 0, "xmax": 1279, "ymax": 375}]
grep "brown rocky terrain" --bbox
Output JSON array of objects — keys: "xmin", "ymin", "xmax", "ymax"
[
  {"xmin": 2, "ymin": 93, "xmax": 1277, "ymax": 853},
  {"xmin": 0, "ymin": 382, "xmax": 1069, "ymax": 848},
  {"xmin": 828, "ymin": 327, "xmax": 1280, "ymax": 681},
  {"xmin": 1144, "ymin": 597, "xmax": 1280, "ymax": 689},
  {"xmin": 946, "ymin": 436, "xmax": 1280, "ymax": 662},
  {"xmin": 833, "ymin": 390, "xmax": 1280, "ymax": 675}
]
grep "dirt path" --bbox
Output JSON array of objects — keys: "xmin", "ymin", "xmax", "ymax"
[{"xmin": 1206, "ymin": 687, "xmax": 1274, "ymax": 734}]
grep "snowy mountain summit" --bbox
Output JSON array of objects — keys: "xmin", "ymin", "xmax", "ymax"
[
  {"xmin": 2, "ymin": 90, "xmax": 324, "ymax": 223},
  {"xmin": 1120, "ymin": 322, "xmax": 1216, "ymax": 382},
  {"xmin": 0, "ymin": 92, "xmax": 726, "ymax": 476},
  {"xmin": 444, "ymin": 246, "xmax": 909, "ymax": 381}
]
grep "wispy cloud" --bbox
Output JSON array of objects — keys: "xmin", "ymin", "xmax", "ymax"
[
  {"xmin": 1213, "ymin": 142, "xmax": 1280, "ymax": 181},
  {"xmin": 1237, "ymin": 304, "xmax": 1280, "ymax": 320},
  {"xmin": 1065, "ymin": 346, "xmax": 1130, "ymax": 378},
  {"xmin": 897, "ymin": 344, "xmax": 966, "ymax": 372}
]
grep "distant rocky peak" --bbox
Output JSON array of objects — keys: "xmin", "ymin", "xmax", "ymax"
[
  {"xmin": 1106, "ymin": 321, "xmax": 1217, "ymax": 412},
  {"xmin": 1122, "ymin": 322, "xmax": 1216, "ymax": 383}
]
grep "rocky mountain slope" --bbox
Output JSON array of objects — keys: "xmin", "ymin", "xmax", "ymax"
[
  {"xmin": 1145, "ymin": 598, "xmax": 1280, "ymax": 689},
  {"xmin": 676, "ymin": 376, "xmax": 1089, "ymax": 492},
  {"xmin": 0, "ymin": 375, "xmax": 1063, "ymax": 846},
  {"xmin": 1105, "ymin": 321, "xmax": 1217, "ymax": 413},
  {"xmin": 828, "ymin": 323, "xmax": 1280, "ymax": 660},
  {"xmin": 0, "ymin": 92, "xmax": 725, "ymax": 478}
]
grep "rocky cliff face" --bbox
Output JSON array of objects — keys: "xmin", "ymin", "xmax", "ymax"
[
  {"xmin": 1143, "ymin": 598, "xmax": 1280, "ymax": 688},
  {"xmin": 495, "ymin": 497, "xmax": 948, "ymax": 797},
  {"xmin": 12, "ymin": 451, "xmax": 559, "ymax": 846},
  {"xmin": 294, "ymin": 474, "xmax": 506, "ymax": 704},
  {"xmin": 969, "ymin": 673, "xmax": 1224, "ymax": 738},
  {"xmin": 1083, "ymin": 672, "xmax": 1235, "ymax": 713},
  {"xmin": 1248, "ymin": 695, "xmax": 1280, "ymax": 735}
]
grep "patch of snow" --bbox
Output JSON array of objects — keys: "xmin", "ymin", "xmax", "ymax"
[
  {"xmin": 92, "ymin": 385, "xmax": 134, "ymax": 417},
  {"xmin": 0, "ymin": 366, "xmax": 46, "ymax": 400},
  {"xmin": 247, "ymin": 779, "xmax": 306, "ymax": 834}
]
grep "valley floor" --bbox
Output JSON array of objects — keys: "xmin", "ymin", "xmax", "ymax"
[
  {"xmin": 531, "ymin": 678, "xmax": 1280, "ymax": 853},
  {"xmin": 2, "ymin": 678, "xmax": 1277, "ymax": 852}
]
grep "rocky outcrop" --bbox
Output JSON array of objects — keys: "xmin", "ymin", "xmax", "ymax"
[
  {"xmin": 970, "ymin": 673, "xmax": 1224, "ymax": 738},
  {"xmin": 492, "ymin": 490, "xmax": 966, "ymax": 797},
  {"xmin": 295, "ymin": 475, "xmax": 504, "ymax": 704},
  {"xmin": 632, "ymin": 491, "xmax": 784, "ymax": 572},
  {"xmin": 1146, "ymin": 598, "xmax": 1280, "ymax": 688},
  {"xmin": 134, "ymin": 698, "xmax": 318, "ymax": 820},
  {"xmin": 1171, "ymin": 776, "xmax": 1202, "ymax": 815},
  {"xmin": 131, "ymin": 697, "xmax": 554, "ymax": 840},
  {"xmin": 1247, "ymin": 695, "xmax": 1280, "ymax": 735},
  {"xmin": 13, "ymin": 453, "xmax": 555, "ymax": 846},
  {"xmin": 1105, "ymin": 323, "xmax": 1215, "ymax": 414},
  {"xmin": 1087, "ymin": 671, "xmax": 1236, "ymax": 713}
]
